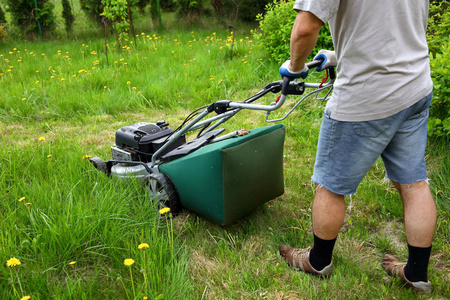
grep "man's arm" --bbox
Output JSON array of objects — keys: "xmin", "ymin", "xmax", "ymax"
[{"xmin": 289, "ymin": 10, "xmax": 324, "ymax": 72}]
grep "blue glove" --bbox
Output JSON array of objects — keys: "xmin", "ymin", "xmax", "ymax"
[
  {"xmin": 313, "ymin": 50, "xmax": 337, "ymax": 72},
  {"xmin": 279, "ymin": 60, "xmax": 308, "ymax": 79}
]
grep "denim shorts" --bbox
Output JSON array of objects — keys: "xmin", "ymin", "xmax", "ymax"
[{"xmin": 311, "ymin": 92, "xmax": 432, "ymax": 195}]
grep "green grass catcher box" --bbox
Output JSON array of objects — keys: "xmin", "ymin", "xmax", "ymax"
[{"xmin": 159, "ymin": 124, "xmax": 285, "ymax": 225}]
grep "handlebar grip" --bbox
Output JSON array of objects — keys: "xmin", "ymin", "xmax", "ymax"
[{"xmin": 306, "ymin": 57, "xmax": 324, "ymax": 70}]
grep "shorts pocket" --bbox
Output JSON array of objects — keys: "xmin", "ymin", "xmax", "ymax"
[{"xmin": 351, "ymin": 118, "xmax": 393, "ymax": 138}]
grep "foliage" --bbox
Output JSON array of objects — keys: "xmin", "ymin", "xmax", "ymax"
[
  {"xmin": 428, "ymin": 39, "xmax": 450, "ymax": 139},
  {"xmin": 79, "ymin": 0, "xmax": 104, "ymax": 24},
  {"xmin": 0, "ymin": 4, "xmax": 6, "ymax": 25},
  {"xmin": 0, "ymin": 25, "xmax": 6, "ymax": 41},
  {"xmin": 212, "ymin": 0, "xmax": 271, "ymax": 23},
  {"xmin": 137, "ymin": 0, "xmax": 150, "ymax": 14},
  {"xmin": 62, "ymin": 0, "xmax": 75, "ymax": 34},
  {"xmin": 101, "ymin": 0, "xmax": 130, "ymax": 43},
  {"xmin": 427, "ymin": 0, "xmax": 450, "ymax": 55},
  {"xmin": 252, "ymin": 0, "xmax": 333, "ymax": 63},
  {"xmin": 160, "ymin": 0, "xmax": 176, "ymax": 12},
  {"xmin": 5, "ymin": 0, "xmax": 56, "ymax": 37},
  {"xmin": 176, "ymin": 0, "xmax": 204, "ymax": 18}
]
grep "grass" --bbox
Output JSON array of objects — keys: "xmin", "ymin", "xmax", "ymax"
[{"xmin": 1, "ymin": 11, "xmax": 449, "ymax": 300}]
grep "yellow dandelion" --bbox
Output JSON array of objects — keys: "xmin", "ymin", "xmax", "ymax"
[
  {"xmin": 159, "ymin": 207, "xmax": 170, "ymax": 215},
  {"xmin": 6, "ymin": 257, "xmax": 21, "ymax": 267},
  {"xmin": 47, "ymin": 155, "xmax": 52, "ymax": 158},
  {"xmin": 20, "ymin": 296, "xmax": 31, "ymax": 300},
  {"xmin": 82, "ymin": 155, "xmax": 92, "ymax": 160},
  {"xmin": 436, "ymin": 190, "xmax": 442, "ymax": 195},
  {"xmin": 25, "ymin": 203, "xmax": 32, "ymax": 206},
  {"xmin": 132, "ymin": 87, "xmax": 136, "ymax": 90},
  {"xmin": 143, "ymin": 297, "xmax": 148, "ymax": 300},
  {"xmin": 124, "ymin": 258, "xmax": 134, "ymax": 266},
  {"xmin": 138, "ymin": 243, "xmax": 150, "ymax": 250},
  {"xmin": 22, "ymin": 98, "xmax": 26, "ymax": 101},
  {"xmin": 36, "ymin": 81, "xmax": 40, "ymax": 84},
  {"xmin": 38, "ymin": 136, "xmax": 46, "ymax": 141},
  {"xmin": 19, "ymin": 197, "xmax": 25, "ymax": 202},
  {"xmin": 127, "ymin": 81, "xmax": 131, "ymax": 85},
  {"xmin": 69, "ymin": 261, "xmax": 76, "ymax": 265}
]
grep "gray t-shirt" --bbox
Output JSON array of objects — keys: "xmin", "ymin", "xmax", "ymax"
[{"xmin": 294, "ymin": 0, "xmax": 433, "ymax": 121}]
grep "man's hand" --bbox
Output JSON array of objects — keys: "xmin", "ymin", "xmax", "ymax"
[
  {"xmin": 313, "ymin": 50, "xmax": 337, "ymax": 72},
  {"xmin": 279, "ymin": 60, "xmax": 309, "ymax": 79}
]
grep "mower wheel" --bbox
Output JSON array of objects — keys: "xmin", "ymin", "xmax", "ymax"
[
  {"xmin": 89, "ymin": 157, "xmax": 110, "ymax": 176},
  {"xmin": 144, "ymin": 173, "xmax": 181, "ymax": 215}
]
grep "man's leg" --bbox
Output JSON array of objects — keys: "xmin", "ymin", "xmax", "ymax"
[
  {"xmin": 308, "ymin": 185, "xmax": 345, "ymax": 270},
  {"xmin": 393, "ymin": 180, "xmax": 436, "ymax": 248},
  {"xmin": 382, "ymin": 180, "xmax": 436, "ymax": 292},
  {"xmin": 279, "ymin": 185, "xmax": 345, "ymax": 275},
  {"xmin": 312, "ymin": 185, "xmax": 346, "ymax": 240}
]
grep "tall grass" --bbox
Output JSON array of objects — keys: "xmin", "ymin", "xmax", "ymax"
[
  {"xmin": 1, "ymin": 19, "xmax": 449, "ymax": 300},
  {"xmin": 0, "ymin": 29, "xmax": 273, "ymax": 123},
  {"xmin": 0, "ymin": 135, "xmax": 192, "ymax": 299}
]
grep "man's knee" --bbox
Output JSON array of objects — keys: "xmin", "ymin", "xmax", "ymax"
[{"xmin": 391, "ymin": 180, "xmax": 429, "ymax": 194}]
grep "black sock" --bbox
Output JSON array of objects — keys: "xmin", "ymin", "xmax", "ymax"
[
  {"xmin": 404, "ymin": 244, "xmax": 431, "ymax": 282},
  {"xmin": 309, "ymin": 234, "xmax": 336, "ymax": 271}
]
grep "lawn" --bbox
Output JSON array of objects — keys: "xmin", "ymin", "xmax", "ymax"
[{"xmin": 1, "ymin": 11, "xmax": 449, "ymax": 300}]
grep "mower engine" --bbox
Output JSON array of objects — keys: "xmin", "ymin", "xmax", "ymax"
[{"xmin": 111, "ymin": 121, "xmax": 186, "ymax": 163}]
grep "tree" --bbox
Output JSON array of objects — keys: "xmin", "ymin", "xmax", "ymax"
[{"xmin": 62, "ymin": 0, "xmax": 75, "ymax": 34}]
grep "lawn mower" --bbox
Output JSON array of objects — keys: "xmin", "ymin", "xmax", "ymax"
[{"xmin": 89, "ymin": 60, "xmax": 335, "ymax": 225}]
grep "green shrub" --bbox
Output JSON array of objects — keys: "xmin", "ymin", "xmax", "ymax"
[
  {"xmin": 79, "ymin": 0, "xmax": 104, "ymax": 24},
  {"xmin": 137, "ymin": 0, "xmax": 150, "ymax": 14},
  {"xmin": 176, "ymin": 0, "xmax": 204, "ymax": 17},
  {"xmin": 160, "ymin": 0, "xmax": 177, "ymax": 12},
  {"xmin": 252, "ymin": 0, "xmax": 333, "ymax": 63},
  {"xmin": 0, "ymin": 25, "xmax": 7, "ymax": 41},
  {"xmin": 5, "ymin": 0, "xmax": 55, "ymax": 37},
  {"xmin": 428, "ymin": 39, "xmax": 450, "ymax": 139},
  {"xmin": 0, "ymin": 4, "xmax": 6, "ymax": 25},
  {"xmin": 101, "ymin": 0, "xmax": 130, "ymax": 43},
  {"xmin": 212, "ymin": 0, "xmax": 271, "ymax": 23},
  {"xmin": 427, "ymin": 0, "xmax": 450, "ymax": 55}
]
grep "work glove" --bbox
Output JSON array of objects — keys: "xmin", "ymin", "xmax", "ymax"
[
  {"xmin": 313, "ymin": 50, "xmax": 337, "ymax": 72},
  {"xmin": 279, "ymin": 60, "xmax": 308, "ymax": 79}
]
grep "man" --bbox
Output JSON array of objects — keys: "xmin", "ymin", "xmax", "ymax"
[{"xmin": 278, "ymin": 0, "xmax": 436, "ymax": 293}]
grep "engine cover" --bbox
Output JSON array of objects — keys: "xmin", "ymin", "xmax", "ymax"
[{"xmin": 114, "ymin": 121, "xmax": 185, "ymax": 162}]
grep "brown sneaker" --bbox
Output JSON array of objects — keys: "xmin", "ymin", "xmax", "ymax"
[
  {"xmin": 382, "ymin": 254, "xmax": 432, "ymax": 293},
  {"xmin": 279, "ymin": 245, "xmax": 332, "ymax": 276}
]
